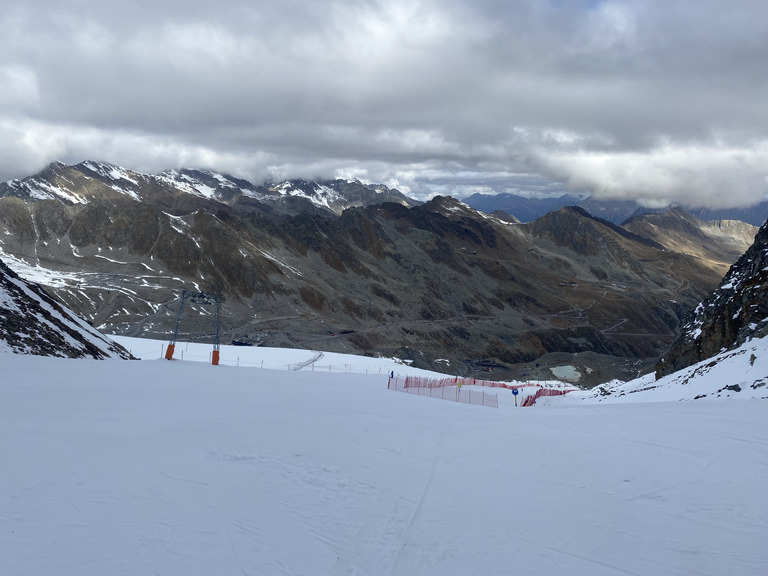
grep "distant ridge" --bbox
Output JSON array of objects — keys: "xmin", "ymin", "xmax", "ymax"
[
  {"xmin": 565, "ymin": 206, "xmax": 666, "ymax": 250},
  {"xmin": 463, "ymin": 191, "xmax": 768, "ymax": 226},
  {"xmin": 623, "ymin": 208, "xmax": 758, "ymax": 274},
  {"xmin": 461, "ymin": 192, "xmax": 583, "ymax": 223}
]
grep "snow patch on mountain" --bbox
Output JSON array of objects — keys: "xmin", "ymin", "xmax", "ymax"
[
  {"xmin": 0, "ymin": 250, "xmax": 83, "ymax": 288},
  {"xmin": 585, "ymin": 334, "xmax": 768, "ymax": 403},
  {"xmin": 81, "ymin": 160, "xmax": 140, "ymax": 186},
  {"xmin": 157, "ymin": 170, "xmax": 217, "ymax": 198},
  {"xmin": 268, "ymin": 181, "xmax": 345, "ymax": 209},
  {"xmin": 4, "ymin": 176, "xmax": 87, "ymax": 204}
]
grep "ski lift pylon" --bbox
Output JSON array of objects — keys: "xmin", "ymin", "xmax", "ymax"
[{"xmin": 164, "ymin": 290, "xmax": 223, "ymax": 365}]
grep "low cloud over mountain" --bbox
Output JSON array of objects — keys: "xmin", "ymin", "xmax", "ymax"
[{"xmin": 1, "ymin": 1, "xmax": 766, "ymax": 208}]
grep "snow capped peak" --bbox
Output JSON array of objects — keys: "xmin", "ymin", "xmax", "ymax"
[
  {"xmin": 270, "ymin": 181, "xmax": 294, "ymax": 195},
  {"xmin": 156, "ymin": 168, "xmax": 244, "ymax": 199},
  {"xmin": 157, "ymin": 171, "xmax": 211, "ymax": 197},
  {"xmin": 79, "ymin": 160, "xmax": 139, "ymax": 186},
  {"xmin": 208, "ymin": 171, "xmax": 238, "ymax": 188},
  {"xmin": 1, "ymin": 161, "xmax": 420, "ymax": 217},
  {"xmin": 266, "ymin": 180, "xmax": 346, "ymax": 210}
]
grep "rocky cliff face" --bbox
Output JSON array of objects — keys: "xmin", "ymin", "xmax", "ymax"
[
  {"xmin": 0, "ymin": 258, "xmax": 131, "ymax": 359},
  {"xmin": 657, "ymin": 220, "xmax": 768, "ymax": 377}
]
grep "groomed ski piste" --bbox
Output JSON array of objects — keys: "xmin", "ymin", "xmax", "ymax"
[{"xmin": 1, "ymin": 335, "xmax": 766, "ymax": 575}]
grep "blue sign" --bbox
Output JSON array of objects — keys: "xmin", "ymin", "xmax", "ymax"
[{"xmin": 512, "ymin": 388, "xmax": 519, "ymax": 395}]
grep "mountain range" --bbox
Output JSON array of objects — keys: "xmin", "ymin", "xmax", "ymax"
[
  {"xmin": 0, "ymin": 161, "xmax": 760, "ymax": 384},
  {"xmin": 462, "ymin": 191, "xmax": 768, "ymax": 226}
]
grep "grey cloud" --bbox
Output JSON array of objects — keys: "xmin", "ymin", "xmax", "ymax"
[{"xmin": 0, "ymin": 0, "xmax": 766, "ymax": 207}]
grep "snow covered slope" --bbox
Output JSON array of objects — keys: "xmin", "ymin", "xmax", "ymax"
[
  {"xmin": 0, "ymin": 257, "xmax": 130, "ymax": 358},
  {"xmin": 584, "ymin": 333, "xmax": 768, "ymax": 403},
  {"xmin": 113, "ymin": 333, "xmax": 768, "ymax": 404},
  {"xmin": 1, "ymin": 348, "xmax": 765, "ymax": 576}
]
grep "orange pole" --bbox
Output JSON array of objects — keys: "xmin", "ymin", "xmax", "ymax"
[
  {"xmin": 212, "ymin": 350, "xmax": 220, "ymax": 365},
  {"xmin": 165, "ymin": 343, "xmax": 175, "ymax": 360}
]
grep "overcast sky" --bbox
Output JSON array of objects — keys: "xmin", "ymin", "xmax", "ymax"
[{"xmin": 1, "ymin": 0, "xmax": 766, "ymax": 207}]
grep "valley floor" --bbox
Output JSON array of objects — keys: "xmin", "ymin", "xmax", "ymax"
[{"xmin": 1, "ymin": 352, "xmax": 766, "ymax": 575}]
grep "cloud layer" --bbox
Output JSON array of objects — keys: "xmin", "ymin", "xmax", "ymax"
[{"xmin": 1, "ymin": 0, "xmax": 766, "ymax": 207}]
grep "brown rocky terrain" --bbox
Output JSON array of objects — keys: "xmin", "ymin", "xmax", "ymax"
[
  {"xmin": 0, "ymin": 161, "xmax": 752, "ymax": 384},
  {"xmin": 622, "ymin": 208, "xmax": 758, "ymax": 277}
]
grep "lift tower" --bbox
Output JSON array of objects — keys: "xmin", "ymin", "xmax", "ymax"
[{"xmin": 164, "ymin": 290, "xmax": 223, "ymax": 365}]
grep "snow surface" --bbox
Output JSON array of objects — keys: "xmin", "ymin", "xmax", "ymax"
[
  {"xmin": 1, "ymin": 336, "xmax": 766, "ymax": 575},
  {"xmin": 579, "ymin": 337, "xmax": 768, "ymax": 403}
]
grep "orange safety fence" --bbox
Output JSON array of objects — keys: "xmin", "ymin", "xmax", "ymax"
[
  {"xmin": 402, "ymin": 375, "xmax": 545, "ymax": 391},
  {"xmin": 388, "ymin": 376, "xmax": 499, "ymax": 408},
  {"xmin": 521, "ymin": 387, "xmax": 573, "ymax": 406},
  {"xmin": 390, "ymin": 374, "xmax": 576, "ymax": 407}
]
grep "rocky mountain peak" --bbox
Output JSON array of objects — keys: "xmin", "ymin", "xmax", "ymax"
[
  {"xmin": 421, "ymin": 195, "xmax": 492, "ymax": 220},
  {"xmin": 524, "ymin": 205, "xmax": 663, "ymax": 257}
]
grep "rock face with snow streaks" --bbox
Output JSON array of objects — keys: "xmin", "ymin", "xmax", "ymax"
[
  {"xmin": 0, "ymin": 258, "xmax": 131, "ymax": 359},
  {"xmin": 657, "ymin": 220, "xmax": 768, "ymax": 378},
  {"xmin": 0, "ymin": 161, "xmax": 419, "ymax": 216}
]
